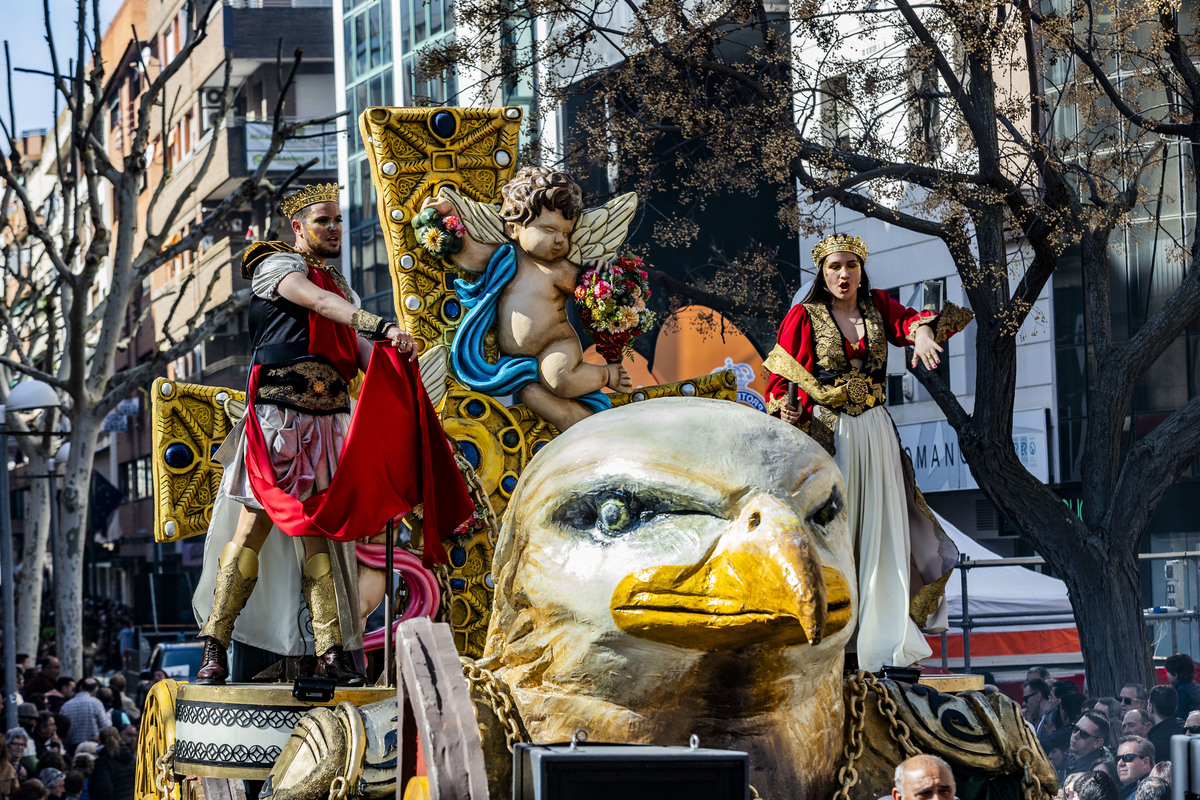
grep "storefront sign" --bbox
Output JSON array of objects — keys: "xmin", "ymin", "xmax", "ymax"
[{"xmin": 896, "ymin": 408, "xmax": 1049, "ymax": 491}]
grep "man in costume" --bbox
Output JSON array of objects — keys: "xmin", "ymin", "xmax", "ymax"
[
  {"xmin": 192, "ymin": 183, "xmax": 471, "ymax": 685},
  {"xmin": 764, "ymin": 233, "xmax": 972, "ymax": 671}
]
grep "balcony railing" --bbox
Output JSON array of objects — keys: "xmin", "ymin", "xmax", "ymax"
[{"xmin": 224, "ymin": 0, "xmax": 332, "ymax": 7}]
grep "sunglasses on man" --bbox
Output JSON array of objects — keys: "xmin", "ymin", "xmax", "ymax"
[
  {"xmin": 1117, "ymin": 753, "xmax": 1148, "ymax": 763},
  {"xmin": 1071, "ymin": 724, "xmax": 1099, "ymax": 740},
  {"xmin": 1120, "ymin": 697, "xmax": 1136, "ymax": 705},
  {"xmin": 1186, "ymin": 725, "xmax": 1200, "ymax": 734}
]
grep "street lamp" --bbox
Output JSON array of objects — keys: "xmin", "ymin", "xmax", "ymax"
[{"xmin": 1, "ymin": 379, "xmax": 60, "ymax": 729}]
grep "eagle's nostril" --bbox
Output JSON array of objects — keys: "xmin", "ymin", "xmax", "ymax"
[{"xmin": 748, "ymin": 511, "xmax": 761, "ymax": 530}]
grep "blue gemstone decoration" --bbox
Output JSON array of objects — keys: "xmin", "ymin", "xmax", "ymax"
[
  {"xmin": 458, "ymin": 440, "xmax": 481, "ymax": 469},
  {"xmin": 465, "ymin": 399, "xmax": 485, "ymax": 417},
  {"xmin": 450, "ymin": 546, "xmax": 467, "ymax": 567},
  {"xmin": 444, "ymin": 300, "xmax": 461, "ymax": 320},
  {"xmin": 501, "ymin": 429, "xmax": 519, "ymax": 447},
  {"xmin": 210, "ymin": 443, "xmax": 220, "ymax": 459},
  {"xmin": 501, "ymin": 475, "xmax": 518, "ymax": 493},
  {"xmin": 450, "ymin": 578, "xmax": 466, "ymax": 591},
  {"xmin": 164, "ymin": 443, "xmax": 195, "ymax": 469},
  {"xmin": 431, "ymin": 111, "xmax": 457, "ymax": 138},
  {"xmin": 532, "ymin": 441, "xmax": 546, "ymax": 455}
]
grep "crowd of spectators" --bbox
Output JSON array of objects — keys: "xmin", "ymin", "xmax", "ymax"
[
  {"xmin": 0, "ymin": 652, "xmax": 145, "ymax": 800},
  {"xmin": 1021, "ymin": 655, "xmax": 1200, "ymax": 800}
]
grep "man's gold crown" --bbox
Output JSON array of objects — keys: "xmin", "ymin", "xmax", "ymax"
[
  {"xmin": 812, "ymin": 233, "xmax": 869, "ymax": 268},
  {"xmin": 280, "ymin": 183, "xmax": 340, "ymax": 219}
]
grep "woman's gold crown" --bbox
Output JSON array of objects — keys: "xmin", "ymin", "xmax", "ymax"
[
  {"xmin": 811, "ymin": 233, "xmax": 868, "ymax": 268},
  {"xmin": 280, "ymin": 183, "xmax": 340, "ymax": 219}
]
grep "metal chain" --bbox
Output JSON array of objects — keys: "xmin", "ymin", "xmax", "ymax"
[
  {"xmin": 833, "ymin": 672, "xmax": 869, "ymax": 800},
  {"xmin": 433, "ymin": 564, "xmax": 453, "ymax": 622},
  {"xmin": 153, "ymin": 742, "xmax": 175, "ymax": 800},
  {"xmin": 1016, "ymin": 745, "xmax": 1047, "ymax": 800},
  {"xmin": 862, "ymin": 672, "xmax": 919, "ymax": 758},
  {"xmin": 460, "ymin": 657, "xmax": 524, "ymax": 753}
]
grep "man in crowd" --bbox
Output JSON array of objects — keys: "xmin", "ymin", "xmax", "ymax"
[
  {"xmin": 29, "ymin": 713, "xmax": 61, "ymax": 759},
  {"xmin": 1122, "ymin": 709, "xmax": 1153, "ymax": 739},
  {"xmin": 1074, "ymin": 771, "xmax": 1119, "ymax": 800},
  {"xmin": 1024, "ymin": 679, "xmax": 1053, "ymax": 734},
  {"xmin": 1062, "ymin": 711, "xmax": 1114, "ymax": 779},
  {"xmin": 1115, "ymin": 737, "xmax": 1155, "ymax": 800},
  {"xmin": 58, "ymin": 681, "xmax": 107, "ymax": 754},
  {"xmin": 1146, "ymin": 684, "xmax": 1184, "ymax": 763},
  {"xmin": 37, "ymin": 769, "xmax": 64, "ymax": 800},
  {"xmin": 891, "ymin": 754, "xmax": 956, "ymax": 800},
  {"xmin": 1121, "ymin": 684, "xmax": 1147, "ymax": 713},
  {"xmin": 1166, "ymin": 654, "xmax": 1200, "ymax": 719},
  {"xmin": 23, "ymin": 661, "xmax": 58, "ymax": 701},
  {"xmin": 1185, "ymin": 708, "xmax": 1200, "ymax": 734},
  {"xmin": 1028, "ymin": 666, "xmax": 1054, "ymax": 684},
  {"xmin": 43, "ymin": 679, "xmax": 73, "ymax": 716}
]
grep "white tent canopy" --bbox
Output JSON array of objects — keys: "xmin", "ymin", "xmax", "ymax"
[{"xmin": 936, "ymin": 511, "xmax": 1076, "ymax": 633}]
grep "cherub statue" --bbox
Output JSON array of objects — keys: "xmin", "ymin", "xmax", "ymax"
[{"xmin": 423, "ymin": 165, "xmax": 638, "ymax": 431}]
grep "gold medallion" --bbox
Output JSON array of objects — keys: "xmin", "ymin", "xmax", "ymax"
[{"xmin": 845, "ymin": 376, "xmax": 869, "ymax": 405}]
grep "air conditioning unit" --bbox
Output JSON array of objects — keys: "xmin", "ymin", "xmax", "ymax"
[{"xmin": 201, "ymin": 88, "xmax": 225, "ymax": 110}]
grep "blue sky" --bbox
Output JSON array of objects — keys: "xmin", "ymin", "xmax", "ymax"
[{"xmin": 4, "ymin": 0, "xmax": 122, "ymax": 137}]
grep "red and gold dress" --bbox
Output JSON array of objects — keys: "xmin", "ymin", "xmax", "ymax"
[{"xmin": 765, "ymin": 289, "xmax": 972, "ymax": 671}]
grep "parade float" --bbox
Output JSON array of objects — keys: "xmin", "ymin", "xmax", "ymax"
[{"xmin": 141, "ymin": 106, "xmax": 1056, "ymax": 800}]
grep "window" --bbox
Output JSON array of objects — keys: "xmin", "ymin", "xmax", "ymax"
[
  {"xmin": 819, "ymin": 75, "xmax": 852, "ymax": 150},
  {"xmin": 906, "ymin": 50, "xmax": 940, "ymax": 162},
  {"xmin": 119, "ymin": 456, "xmax": 153, "ymax": 501}
]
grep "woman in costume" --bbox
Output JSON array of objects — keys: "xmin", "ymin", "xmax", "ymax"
[{"xmin": 765, "ymin": 233, "xmax": 972, "ymax": 672}]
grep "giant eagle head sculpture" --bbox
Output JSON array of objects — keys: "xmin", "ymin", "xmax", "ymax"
[{"xmin": 481, "ymin": 397, "xmax": 857, "ymax": 798}]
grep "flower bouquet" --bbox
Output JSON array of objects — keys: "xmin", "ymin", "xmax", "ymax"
[
  {"xmin": 575, "ymin": 253, "xmax": 656, "ymax": 363},
  {"xmin": 411, "ymin": 207, "xmax": 467, "ymax": 260}
]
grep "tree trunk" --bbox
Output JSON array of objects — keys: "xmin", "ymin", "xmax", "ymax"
[
  {"xmin": 56, "ymin": 417, "xmax": 101, "ymax": 679},
  {"xmin": 1057, "ymin": 543, "xmax": 1153, "ymax": 695},
  {"xmin": 16, "ymin": 449, "xmax": 50, "ymax": 659}
]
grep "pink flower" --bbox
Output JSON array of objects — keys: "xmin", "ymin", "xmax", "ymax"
[
  {"xmin": 442, "ymin": 214, "xmax": 463, "ymax": 232},
  {"xmin": 593, "ymin": 280, "xmax": 612, "ymax": 299}
]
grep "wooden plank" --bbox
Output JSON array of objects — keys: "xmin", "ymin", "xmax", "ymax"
[
  {"xmin": 396, "ymin": 618, "xmax": 489, "ymax": 800},
  {"xmin": 198, "ymin": 778, "xmax": 246, "ymax": 800}
]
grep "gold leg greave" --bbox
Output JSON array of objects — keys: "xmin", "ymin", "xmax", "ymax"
[
  {"xmin": 302, "ymin": 553, "xmax": 342, "ymax": 656},
  {"xmin": 199, "ymin": 542, "xmax": 259, "ymax": 647}
]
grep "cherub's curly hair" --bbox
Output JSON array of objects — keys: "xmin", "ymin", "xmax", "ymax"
[{"xmin": 499, "ymin": 166, "xmax": 583, "ymax": 225}]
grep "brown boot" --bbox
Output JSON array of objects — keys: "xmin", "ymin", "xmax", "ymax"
[
  {"xmin": 302, "ymin": 553, "xmax": 367, "ymax": 686},
  {"xmin": 196, "ymin": 637, "xmax": 229, "ymax": 684},
  {"xmin": 315, "ymin": 645, "xmax": 366, "ymax": 687},
  {"xmin": 196, "ymin": 542, "xmax": 259, "ymax": 685}
]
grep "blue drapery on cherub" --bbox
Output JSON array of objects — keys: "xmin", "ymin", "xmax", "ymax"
[{"xmin": 450, "ymin": 244, "xmax": 612, "ymax": 412}]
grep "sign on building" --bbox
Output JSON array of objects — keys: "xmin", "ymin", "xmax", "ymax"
[{"xmin": 895, "ymin": 408, "xmax": 1050, "ymax": 491}]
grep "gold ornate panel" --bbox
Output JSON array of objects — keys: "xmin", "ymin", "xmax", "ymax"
[
  {"xmin": 358, "ymin": 106, "xmax": 523, "ymax": 354},
  {"xmin": 150, "ymin": 377, "xmax": 243, "ymax": 543}
]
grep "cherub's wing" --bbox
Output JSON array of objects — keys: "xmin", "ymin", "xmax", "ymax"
[
  {"xmin": 568, "ymin": 192, "xmax": 638, "ymax": 265},
  {"xmin": 441, "ymin": 186, "xmax": 507, "ymax": 246}
]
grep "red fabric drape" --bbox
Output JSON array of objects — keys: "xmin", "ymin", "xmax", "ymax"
[
  {"xmin": 305, "ymin": 268, "xmax": 361, "ymax": 382},
  {"xmin": 243, "ymin": 344, "xmax": 474, "ymax": 566}
]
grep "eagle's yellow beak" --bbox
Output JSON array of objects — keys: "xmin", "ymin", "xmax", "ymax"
[{"xmin": 610, "ymin": 495, "xmax": 851, "ymax": 650}]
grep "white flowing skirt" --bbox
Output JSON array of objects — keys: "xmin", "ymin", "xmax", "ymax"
[
  {"xmin": 834, "ymin": 405, "xmax": 953, "ymax": 672},
  {"xmin": 191, "ymin": 405, "xmax": 363, "ymax": 657}
]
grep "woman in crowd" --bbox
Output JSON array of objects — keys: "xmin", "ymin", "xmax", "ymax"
[{"xmin": 85, "ymin": 729, "xmax": 132, "ymax": 800}]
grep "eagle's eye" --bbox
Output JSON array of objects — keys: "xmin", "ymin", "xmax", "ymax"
[
  {"xmin": 554, "ymin": 489, "xmax": 652, "ymax": 543},
  {"xmin": 599, "ymin": 496, "xmax": 633, "ymax": 531},
  {"xmin": 807, "ymin": 486, "xmax": 844, "ymax": 528}
]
